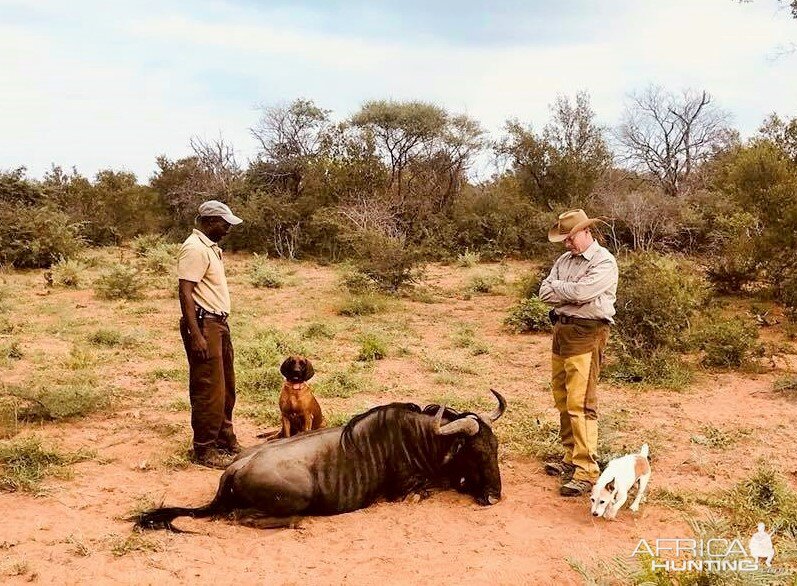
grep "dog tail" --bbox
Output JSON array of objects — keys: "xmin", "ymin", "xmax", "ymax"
[{"xmin": 639, "ymin": 443, "xmax": 649, "ymax": 458}]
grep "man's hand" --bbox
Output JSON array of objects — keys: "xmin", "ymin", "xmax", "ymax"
[{"xmin": 190, "ymin": 330, "xmax": 209, "ymax": 360}]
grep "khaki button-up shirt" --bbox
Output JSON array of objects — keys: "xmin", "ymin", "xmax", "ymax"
[
  {"xmin": 177, "ymin": 229, "xmax": 232, "ymax": 315},
  {"xmin": 539, "ymin": 240, "xmax": 618, "ymax": 323}
]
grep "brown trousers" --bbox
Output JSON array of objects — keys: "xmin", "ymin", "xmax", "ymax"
[
  {"xmin": 179, "ymin": 317, "xmax": 237, "ymax": 453},
  {"xmin": 551, "ymin": 320, "xmax": 609, "ymax": 482}
]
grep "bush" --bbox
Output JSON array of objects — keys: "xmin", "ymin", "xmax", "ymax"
[
  {"xmin": 130, "ymin": 234, "xmax": 168, "ymax": 256},
  {"xmin": 347, "ymin": 230, "xmax": 423, "ymax": 293},
  {"xmin": 705, "ymin": 212, "xmax": 761, "ymax": 294},
  {"xmin": 515, "ymin": 267, "xmax": 547, "ymax": 299},
  {"xmin": 356, "ymin": 333, "xmax": 388, "ymax": 361},
  {"xmin": 248, "ymin": 254, "xmax": 285, "ymax": 289},
  {"xmin": 339, "ymin": 269, "xmax": 378, "ymax": 294},
  {"xmin": 456, "ymin": 249, "xmax": 480, "ymax": 267},
  {"xmin": 466, "ymin": 272, "xmax": 502, "ymax": 294},
  {"xmin": 0, "ymin": 204, "xmax": 83, "ymax": 268},
  {"xmin": 0, "ymin": 436, "xmax": 91, "ymax": 492},
  {"xmin": 720, "ymin": 464, "xmax": 797, "ymax": 538},
  {"xmin": 140, "ymin": 242, "xmax": 179, "ymax": 274},
  {"xmin": 504, "ymin": 297, "xmax": 551, "ymax": 333},
  {"xmin": 338, "ymin": 294, "xmax": 386, "ymax": 316},
  {"xmin": 50, "ymin": 257, "xmax": 86, "ymax": 288},
  {"xmin": 614, "ymin": 252, "xmax": 707, "ymax": 355},
  {"xmin": 692, "ymin": 317, "xmax": 760, "ymax": 368},
  {"xmin": 603, "ymin": 349, "xmax": 693, "ymax": 389},
  {"xmin": 94, "ymin": 263, "xmax": 147, "ymax": 300}
]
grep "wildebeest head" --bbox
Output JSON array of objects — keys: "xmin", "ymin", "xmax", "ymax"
[
  {"xmin": 430, "ymin": 389, "xmax": 506, "ymax": 506},
  {"xmin": 280, "ymin": 355, "xmax": 315, "ymax": 384}
]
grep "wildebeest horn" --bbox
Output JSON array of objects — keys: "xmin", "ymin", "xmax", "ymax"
[
  {"xmin": 438, "ymin": 416, "xmax": 480, "ymax": 436},
  {"xmin": 478, "ymin": 389, "xmax": 506, "ymax": 424}
]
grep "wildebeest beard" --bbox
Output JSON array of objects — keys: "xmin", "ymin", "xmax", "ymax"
[{"xmin": 136, "ymin": 391, "xmax": 505, "ymax": 531}]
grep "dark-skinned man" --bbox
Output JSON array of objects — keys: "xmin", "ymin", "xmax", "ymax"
[{"xmin": 177, "ymin": 200, "xmax": 243, "ymax": 469}]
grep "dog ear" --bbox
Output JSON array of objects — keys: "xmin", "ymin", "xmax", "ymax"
[
  {"xmin": 606, "ymin": 480, "xmax": 615, "ymax": 492},
  {"xmin": 302, "ymin": 358, "xmax": 315, "ymax": 382},
  {"xmin": 280, "ymin": 357, "xmax": 293, "ymax": 378}
]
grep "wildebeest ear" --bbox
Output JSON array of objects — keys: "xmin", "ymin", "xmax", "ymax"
[
  {"xmin": 302, "ymin": 358, "xmax": 314, "ymax": 381},
  {"xmin": 280, "ymin": 357, "xmax": 293, "ymax": 378}
]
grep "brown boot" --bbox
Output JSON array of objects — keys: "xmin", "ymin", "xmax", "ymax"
[
  {"xmin": 192, "ymin": 447, "xmax": 233, "ymax": 470},
  {"xmin": 559, "ymin": 479, "xmax": 593, "ymax": 497},
  {"xmin": 544, "ymin": 461, "xmax": 575, "ymax": 482}
]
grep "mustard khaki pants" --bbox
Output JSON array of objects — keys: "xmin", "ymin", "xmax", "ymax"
[{"xmin": 551, "ymin": 321, "xmax": 609, "ymax": 483}]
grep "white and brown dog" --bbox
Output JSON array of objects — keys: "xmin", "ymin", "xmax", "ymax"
[{"xmin": 590, "ymin": 444, "xmax": 651, "ymax": 520}]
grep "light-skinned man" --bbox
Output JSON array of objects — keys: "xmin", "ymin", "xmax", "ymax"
[
  {"xmin": 539, "ymin": 209, "xmax": 618, "ymax": 496},
  {"xmin": 177, "ymin": 200, "xmax": 243, "ymax": 469}
]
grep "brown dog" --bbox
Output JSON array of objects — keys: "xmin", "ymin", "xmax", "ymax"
[{"xmin": 277, "ymin": 355, "xmax": 325, "ymax": 438}]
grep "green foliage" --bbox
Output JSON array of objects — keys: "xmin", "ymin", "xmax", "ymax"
[
  {"xmin": 504, "ymin": 297, "xmax": 551, "ymax": 333},
  {"xmin": 515, "ymin": 267, "xmax": 546, "ymax": 299},
  {"xmin": 347, "ymin": 230, "xmax": 423, "ymax": 293},
  {"xmin": 0, "ymin": 204, "xmax": 84, "ymax": 268},
  {"xmin": 88, "ymin": 329, "xmax": 137, "ymax": 348},
  {"xmin": 356, "ymin": 333, "xmax": 388, "ymax": 361},
  {"xmin": 94, "ymin": 263, "xmax": 147, "ymax": 300},
  {"xmin": 26, "ymin": 384, "xmax": 110, "ymax": 419},
  {"xmin": 466, "ymin": 272, "xmax": 502, "ymax": 294},
  {"xmin": 339, "ymin": 268, "xmax": 378, "ymax": 294},
  {"xmin": 690, "ymin": 424, "xmax": 751, "ymax": 450},
  {"xmin": 692, "ymin": 317, "xmax": 760, "ymax": 368},
  {"xmin": 719, "ymin": 464, "xmax": 797, "ymax": 538},
  {"xmin": 130, "ymin": 233, "xmax": 168, "ymax": 256},
  {"xmin": 248, "ymin": 254, "xmax": 285, "ymax": 289},
  {"xmin": 236, "ymin": 328, "xmax": 307, "ymax": 400},
  {"xmin": 774, "ymin": 374, "xmax": 797, "ymax": 397},
  {"xmin": 451, "ymin": 324, "xmax": 490, "ymax": 355},
  {"xmin": 614, "ymin": 253, "xmax": 707, "ymax": 355},
  {"xmin": 50, "ymin": 257, "xmax": 86, "ymax": 288},
  {"xmin": 338, "ymin": 293, "xmax": 386, "ymax": 316},
  {"xmin": 140, "ymin": 242, "xmax": 179, "ymax": 274},
  {"xmin": 604, "ymin": 349, "xmax": 693, "ymax": 390},
  {"xmin": 456, "ymin": 249, "xmax": 480, "ymax": 267},
  {"xmin": 300, "ymin": 321, "xmax": 336, "ymax": 340},
  {"xmin": 313, "ymin": 367, "xmax": 370, "ymax": 398},
  {"xmin": 705, "ymin": 212, "xmax": 761, "ymax": 293},
  {"xmin": 0, "ymin": 436, "xmax": 92, "ymax": 492}
]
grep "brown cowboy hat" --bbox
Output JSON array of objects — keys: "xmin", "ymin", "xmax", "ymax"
[{"xmin": 548, "ymin": 209, "xmax": 604, "ymax": 243}]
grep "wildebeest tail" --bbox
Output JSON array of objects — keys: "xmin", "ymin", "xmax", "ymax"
[{"xmin": 135, "ymin": 471, "xmax": 236, "ymax": 531}]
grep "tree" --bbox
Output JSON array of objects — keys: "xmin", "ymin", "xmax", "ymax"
[
  {"xmin": 617, "ymin": 86, "xmax": 734, "ymax": 196},
  {"xmin": 757, "ymin": 113, "xmax": 797, "ymax": 162},
  {"xmin": 498, "ymin": 92, "xmax": 611, "ymax": 207},
  {"xmin": 250, "ymin": 99, "xmax": 331, "ymax": 196}
]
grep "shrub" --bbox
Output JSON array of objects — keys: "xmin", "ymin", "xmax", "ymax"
[
  {"xmin": 300, "ymin": 322, "xmax": 336, "ymax": 340},
  {"xmin": 0, "ymin": 204, "xmax": 84, "ymax": 268},
  {"xmin": 356, "ymin": 333, "xmax": 388, "ymax": 361},
  {"xmin": 0, "ymin": 436, "xmax": 91, "ymax": 492},
  {"xmin": 456, "ymin": 249, "xmax": 480, "ymax": 267},
  {"xmin": 338, "ymin": 294, "xmax": 386, "ymax": 316},
  {"xmin": 339, "ymin": 269, "xmax": 378, "ymax": 294},
  {"xmin": 314, "ymin": 367, "xmax": 370, "ymax": 398},
  {"xmin": 504, "ymin": 297, "xmax": 551, "ymax": 333},
  {"xmin": 249, "ymin": 254, "xmax": 284, "ymax": 289},
  {"xmin": 0, "ymin": 339, "xmax": 23, "ymax": 364},
  {"xmin": 466, "ymin": 272, "xmax": 502, "ymax": 294},
  {"xmin": 130, "ymin": 233, "xmax": 168, "ymax": 256},
  {"xmin": 50, "ymin": 257, "xmax": 86, "ymax": 288},
  {"xmin": 348, "ymin": 230, "xmax": 423, "ymax": 293},
  {"xmin": 140, "ymin": 242, "xmax": 179, "ymax": 274},
  {"xmin": 603, "ymin": 349, "xmax": 692, "ymax": 389},
  {"xmin": 88, "ymin": 328, "xmax": 137, "ymax": 348},
  {"xmin": 719, "ymin": 464, "xmax": 797, "ymax": 538},
  {"xmin": 515, "ymin": 267, "xmax": 547, "ymax": 299},
  {"xmin": 614, "ymin": 252, "xmax": 708, "ymax": 355},
  {"xmin": 692, "ymin": 317, "xmax": 760, "ymax": 368},
  {"xmin": 774, "ymin": 375, "xmax": 797, "ymax": 397},
  {"xmin": 94, "ymin": 263, "xmax": 147, "ymax": 300}
]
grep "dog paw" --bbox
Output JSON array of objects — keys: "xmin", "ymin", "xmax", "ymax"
[{"xmin": 630, "ymin": 504, "xmax": 639, "ymax": 512}]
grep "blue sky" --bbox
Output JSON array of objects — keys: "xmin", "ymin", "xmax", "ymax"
[{"xmin": 1, "ymin": 0, "xmax": 795, "ymax": 182}]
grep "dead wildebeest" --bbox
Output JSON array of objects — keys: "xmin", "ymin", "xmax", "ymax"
[{"xmin": 136, "ymin": 389, "xmax": 506, "ymax": 530}]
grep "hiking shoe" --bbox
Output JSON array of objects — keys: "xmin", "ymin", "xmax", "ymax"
[
  {"xmin": 559, "ymin": 479, "xmax": 593, "ymax": 497},
  {"xmin": 192, "ymin": 447, "xmax": 233, "ymax": 470},
  {"xmin": 544, "ymin": 461, "xmax": 575, "ymax": 478}
]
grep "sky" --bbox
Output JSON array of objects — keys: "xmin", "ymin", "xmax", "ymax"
[{"xmin": 1, "ymin": 0, "xmax": 795, "ymax": 183}]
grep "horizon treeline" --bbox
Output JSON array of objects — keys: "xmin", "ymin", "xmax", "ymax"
[{"xmin": 1, "ymin": 87, "xmax": 796, "ymax": 306}]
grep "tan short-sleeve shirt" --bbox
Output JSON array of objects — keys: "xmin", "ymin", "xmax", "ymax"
[{"xmin": 177, "ymin": 229, "xmax": 231, "ymax": 315}]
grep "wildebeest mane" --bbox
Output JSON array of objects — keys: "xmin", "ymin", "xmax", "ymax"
[{"xmin": 340, "ymin": 402, "xmax": 423, "ymax": 453}]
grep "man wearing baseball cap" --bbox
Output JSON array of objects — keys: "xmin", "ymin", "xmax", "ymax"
[
  {"xmin": 539, "ymin": 209, "xmax": 618, "ymax": 496},
  {"xmin": 177, "ymin": 200, "xmax": 243, "ymax": 469}
]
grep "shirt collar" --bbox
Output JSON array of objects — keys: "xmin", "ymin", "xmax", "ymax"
[
  {"xmin": 577, "ymin": 239, "xmax": 600, "ymax": 261},
  {"xmin": 192, "ymin": 228, "xmax": 221, "ymax": 250}
]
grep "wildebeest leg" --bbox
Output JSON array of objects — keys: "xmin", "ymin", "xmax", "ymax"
[{"xmin": 232, "ymin": 509, "xmax": 304, "ymax": 529}]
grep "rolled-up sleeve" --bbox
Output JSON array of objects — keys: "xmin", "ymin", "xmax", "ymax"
[{"xmin": 548, "ymin": 257, "xmax": 617, "ymax": 305}]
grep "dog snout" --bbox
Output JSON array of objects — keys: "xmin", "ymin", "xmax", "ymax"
[{"xmin": 592, "ymin": 512, "xmax": 599, "ymax": 517}]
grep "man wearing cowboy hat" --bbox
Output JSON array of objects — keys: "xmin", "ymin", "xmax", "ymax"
[
  {"xmin": 539, "ymin": 209, "xmax": 618, "ymax": 496},
  {"xmin": 177, "ymin": 200, "xmax": 244, "ymax": 469}
]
